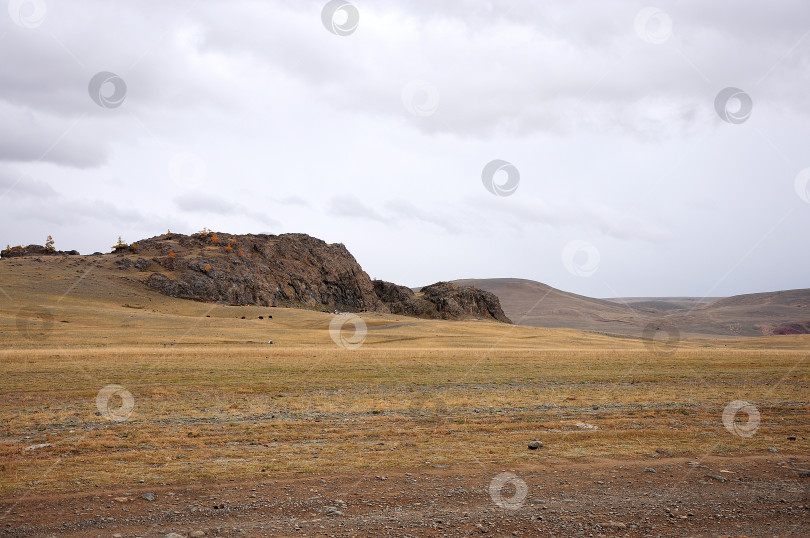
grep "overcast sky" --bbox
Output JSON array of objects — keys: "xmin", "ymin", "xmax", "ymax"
[{"xmin": 1, "ymin": 0, "xmax": 808, "ymax": 298}]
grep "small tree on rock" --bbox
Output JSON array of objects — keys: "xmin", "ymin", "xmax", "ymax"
[{"xmin": 112, "ymin": 236, "xmax": 129, "ymax": 252}]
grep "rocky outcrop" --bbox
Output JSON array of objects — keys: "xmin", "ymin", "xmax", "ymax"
[
  {"xmin": 1, "ymin": 244, "xmax": 80, "ymax": 258},
  {"xmin": 420, "ymin": 281, "xmax": 512, "ymax": 323},
  {"xmin": 1, "ymin": 230, "xmax": 512, "ymax": 323},
  {"xmin": 374, "ymin": 279, "xmax": 512, "ymax": 323},
  {"xmin": 772, "ymin": 321, "xmax": 810, "ymax": 335},
  {"xmin": 372, "ymin": 280, "xmax": 416, "ymax": 314},
  {"xmin": 126, "ymin": 232, "xmax": 387, "ymax": 312}
]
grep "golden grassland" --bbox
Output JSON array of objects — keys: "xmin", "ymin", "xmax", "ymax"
[{"xmin": 0, "ymin": 257, "xmax": 808, "ymax": 497}]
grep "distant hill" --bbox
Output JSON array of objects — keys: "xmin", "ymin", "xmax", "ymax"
[{"xmin": 450, "ymin": 278, "xmax": 810, "ymax": 337}]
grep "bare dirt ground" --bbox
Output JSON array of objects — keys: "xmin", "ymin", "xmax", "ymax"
[{"xmin": 2, "ymin": 455, "xmax": 808, "ymax": 537}]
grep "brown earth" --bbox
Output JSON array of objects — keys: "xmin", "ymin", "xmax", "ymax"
[
  {"xmin": 1, "ymin": 255, "xmax": 809, "ymax": 537},
  {"xmin": 1, "ymin": 456, "xmax": 807, "ymax": 536}
]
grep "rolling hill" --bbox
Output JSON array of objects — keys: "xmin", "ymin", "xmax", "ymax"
[{"xmin": 451, "ymin": 278, "xmax": 810, "ymax": 337}]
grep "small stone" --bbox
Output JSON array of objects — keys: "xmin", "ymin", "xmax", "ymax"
[
  {"xmin": 112, "ymin": 497, "xmax": 128, "ymax": 503},
  {"xmin": 788, "ymin": 435, "xmax": 797, "ymax": 441},
  {"xmin": 164, "ymin": 534, "xmax": 186, "ymax": 538},
  {"xmin": 602, "ymin": 521, "xmax": 627, "ymax": 529},
  {"xmin": 528, "ymin": 441, "xmax": 543, "ymax": 450},
  {"xmin": 190, "ymin": 532, "xmax": 205, "ymax": 537},
  {"xmin": 644, "ymin": 467, "xmax": 657, "ymax": 473},
  {"xmin": 22, "ymin": 443, "xmax": 52, "ymax": 452},
  {"xmin": 324, "ymin": 506, "xmax": 344, "ymax": 516},
  {"xmin": 141, "ymin": 492, "xmax": 155, "ymax": 501},
  {"xmin": 769, "ymin": 447, "xmax": 778, "ymax": 453}
]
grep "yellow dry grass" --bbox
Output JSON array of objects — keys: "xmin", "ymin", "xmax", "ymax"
[{"xmin": 0, "ymin": 257, "xmax": 808, "ymax": 497}]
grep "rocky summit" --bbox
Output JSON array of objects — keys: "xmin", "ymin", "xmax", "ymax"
[{"xmin": 133, "ymin": 232, "xmax": 387, "ymax": 312}]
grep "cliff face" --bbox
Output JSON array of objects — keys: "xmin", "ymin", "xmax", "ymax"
[
  {"xmin": 131, "ymin": 232, "xmax": 387, "ymax": 312},
  {"xmin": 373, "ymin": 280, "xmax": 512, "ymax": 323}
]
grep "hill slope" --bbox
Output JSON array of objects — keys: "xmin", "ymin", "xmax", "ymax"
[{"xmin": 452, "ymin": 278, "xmax": 810, "ymax": 337}]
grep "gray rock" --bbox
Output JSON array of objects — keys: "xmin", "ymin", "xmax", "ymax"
[
  {"xmin": 528, "ymin": 441, "xmax": 543, "ymax": 450},
  {"xmin": 141, "ymin": 492, "xmax": 156, "ymax": 501},
  {"xmin": 324, "ymin": 506, "xmax": 344, "ymax": 516}
]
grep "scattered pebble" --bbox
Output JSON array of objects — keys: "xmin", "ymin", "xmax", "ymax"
[{"xmin": 22, "ymin": 443, "xmax": 53, "ymax": 452}]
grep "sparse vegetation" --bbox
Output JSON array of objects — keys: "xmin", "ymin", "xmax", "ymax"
[
  {"xmin": 111, "ymin": 236, "xmax": 130, "ymax": 252},
  {"xmin": 44, "ymin": 235, "xmax": 55, "ymax": 252},
  {"xmin": 0, "ymin": 253, "xmax": 807, "ymax": 536}
]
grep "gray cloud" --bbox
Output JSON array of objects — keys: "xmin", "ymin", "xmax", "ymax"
[
  {"xmin": 0, "ymin": 0, "xmax": 807, "ymax": 296},
  {"xmin": 0, "ymin": 166, "xmax": 58, "ymax": 198},
  {"xmin": 328, "ymin": 196, "xmax": 387, "ymax": 222},
  {"xmin": 174, "ymin": 193, "xmax": 280, "ymax": 227}
]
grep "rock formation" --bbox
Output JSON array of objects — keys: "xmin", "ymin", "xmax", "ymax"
[{"xmin": 373, "ymin": 280, "xmax": 512, "ymax": 323}]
